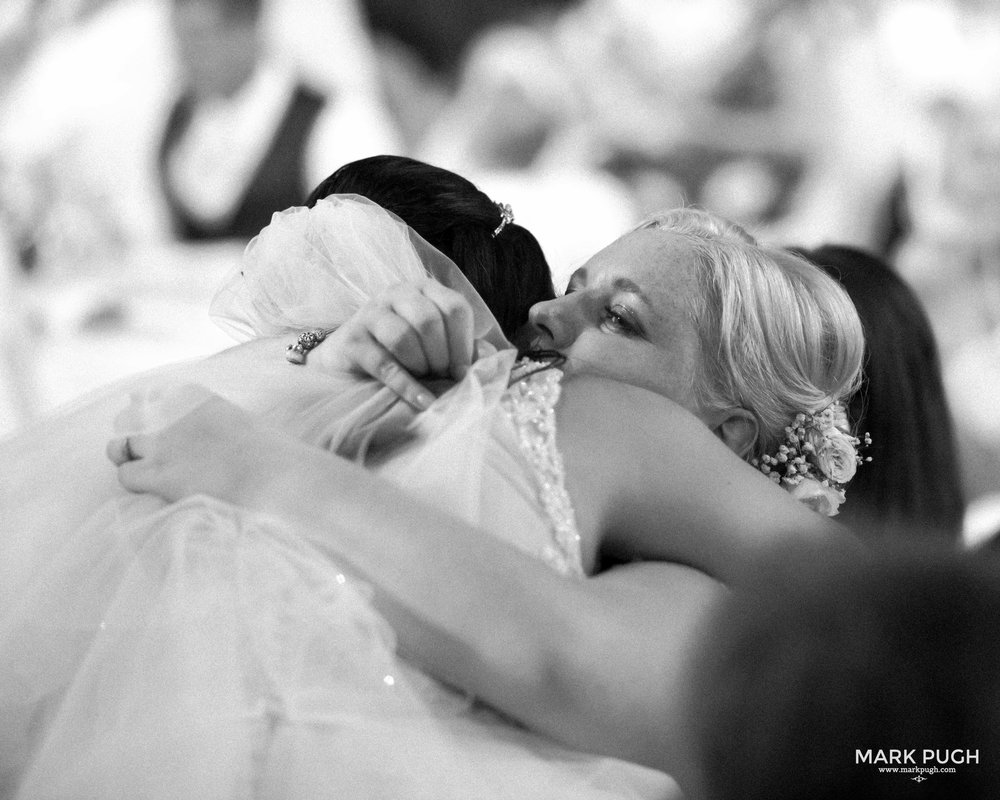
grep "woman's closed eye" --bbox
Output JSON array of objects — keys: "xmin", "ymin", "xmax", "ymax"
[{"xmin": 602, "ymin": 304, "xmax": 642, "ymax": 337}]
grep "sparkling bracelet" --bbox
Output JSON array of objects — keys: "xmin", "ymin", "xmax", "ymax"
[{"xmin": 286, "ymin": 328, "xmax": 335, "ymax": 364}]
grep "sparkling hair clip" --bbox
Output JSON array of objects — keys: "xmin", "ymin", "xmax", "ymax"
[
  {"xmin": 751, "ymin": 402, "xmax": 871, "ymax": 517},
  {"xmin": 492, "ymin": 202, "xmax": 514, "ymax": 238}
]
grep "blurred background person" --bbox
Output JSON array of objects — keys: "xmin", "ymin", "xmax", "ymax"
[
  {"xmin": 412, "ymin": 0, "xmax": 900, "ymax": 286},
  {"xmin": 791, "ymin": 244, "xmax": 966, "ymax": 542},
  {"xmin": 684, "ymin": 539, "xmax": 1000, "ymax": 799},
  {"xmin": 870, "ymin": 0, "xmax": 1000, "ymax": 542},
  {"xmin": 358, "ymin": 0, "xmax": 578, "ymax": 154},
  {"xmin": 0, "ymin": 0, "xmax": 399, "ymax": 432},
  {"xmin": 877, "ymin": 0, "xmax": 1000, "ymax": 355},
  {"xmin": 161, "ymin": 0, "xmax": 401, "ymax": 242},
  {"xmin": 3, "ymin": 0, "xmax": 400, "ymax": 252}
]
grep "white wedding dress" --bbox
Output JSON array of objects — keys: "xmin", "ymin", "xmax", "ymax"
[{"xmin": 0, "ymin": 197, "xmax": 679, "ymax": 799}]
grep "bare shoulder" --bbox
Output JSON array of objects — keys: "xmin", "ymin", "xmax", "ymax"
[
  {"xmin": 555, "ymin": 374, "xmax": 711, "ymax": 447},
  {"xmin": 553, "ymin": 374, "xmax": 846, "ymax": 582},
  {"xmin": 553, "ymin": 374, "xmax": 724, "ymax": 569},
  {"xmin": 554, "ymin": 373, "xmax": 732, "ymax": 502}
]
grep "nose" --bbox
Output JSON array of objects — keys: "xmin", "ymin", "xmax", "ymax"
[{"xmin": 527, "ymin": 293, "xmax": 587, "ymax": 350}]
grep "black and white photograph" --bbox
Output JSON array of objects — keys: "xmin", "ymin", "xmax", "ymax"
[{"xmin": 1, "ymin": 1, "xmax": 999, "ymax": 797}]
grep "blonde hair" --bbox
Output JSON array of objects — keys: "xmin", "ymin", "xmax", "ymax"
[{"xmin": 634, "ymin": 208, "xmax": 865, "ymax": 460}]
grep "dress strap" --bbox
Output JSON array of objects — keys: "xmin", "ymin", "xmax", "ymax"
[{"xmin": 502, "ymin": 361, "xmax": 584, "ymax": 578}]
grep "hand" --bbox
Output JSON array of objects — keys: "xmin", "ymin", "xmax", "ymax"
[
  {"xmin": 310, "ymin": 278, "xmax": 475, "ymax": 411},
  {"xmin": 108, "ymin": 388, "xmax": 300, "ymax": 508}
]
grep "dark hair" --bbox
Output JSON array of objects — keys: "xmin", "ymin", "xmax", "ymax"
[
  {"xmin": 306, "ymin": 155, "xmax": 555, "ymax": 339},
  {"xmin": 790, "ymin": 244, "xmax": 965, "ymax": 540},
  {"xmin": 689, "ymin": 540, "xmax": 1000, "ymax": 800}
]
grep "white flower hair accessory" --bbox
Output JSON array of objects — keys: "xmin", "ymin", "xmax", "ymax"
[
  {"xmin": 492, "ymin": 202, "xmax": 514, "ymax": 238},
  {"xmin": 751, "ymin": 402, "xmax": 871, "ymax": 517}
]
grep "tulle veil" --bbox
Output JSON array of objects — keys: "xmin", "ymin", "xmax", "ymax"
[{"xmin": 0, "ymin": 196, "xmax": 677, "ymax": 799}]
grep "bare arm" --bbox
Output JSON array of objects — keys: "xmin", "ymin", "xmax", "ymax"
[
  {"xmin": 114, "ymin": 376, "xmax": 854, "ymax": 778},
  {"xmin": 114, "ymin": 393, "xmax": 721, "ymax": 775},
  {"xmin": 264, "ymin": 447, "xmax": 722, "ymax": 773},
  {"xmin": 557, "ymin": 375, "xmax": 853, "ymax": 584}
]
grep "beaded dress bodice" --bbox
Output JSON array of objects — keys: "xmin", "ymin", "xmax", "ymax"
[
  {"xmin": 369, "ymin": 352, "xmax": 585, "ymax": 580},
  {"xmin": 501, "ymin": 360, "xmax": 583, "ymax": 578}
]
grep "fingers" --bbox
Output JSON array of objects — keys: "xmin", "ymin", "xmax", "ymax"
[
  {"xmin": 332, "ymin": 280, "xmax": 476, "ymax": 409},
  {"xmin": 415, "ymin": 280, "xmax": 474, "ymax": 380},
  {"xmin": 106, "ymin": 390, "xmax": 257, "ymax": 502},
  {"xmin": 377, "ymin": 281, "xmax": 474, "ymax": 380},
  {"xmin": 365, "ymin": 301, "xmax": 434, "ymax": 377},
  {"xmin": 345, "ymin": 327, "xmax": 435, "ymax": 411}
]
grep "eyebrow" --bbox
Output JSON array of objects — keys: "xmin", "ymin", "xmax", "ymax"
[
  {"xmin": 567, "ymin": 269, "xmax": 652, "ymax": 307},
  {"xmin": 610, "ymin": 277, "xmax": 652, "ymax": 307}
]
